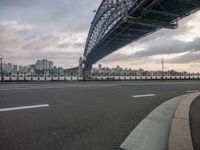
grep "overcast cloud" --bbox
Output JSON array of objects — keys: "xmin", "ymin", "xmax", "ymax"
[{"xmin": 0, "ymin": 0, "xmax": 200, "ymax": 72}]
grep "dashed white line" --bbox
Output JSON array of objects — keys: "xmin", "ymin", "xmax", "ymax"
[
  {"xmin": 0, "ymin": 104, "xmax": 49, "ymax": 112},
  {"xmin": 186, "ymin": 90, "xmax": 199, "ymax": 93},
  {"xmin": 132, "ymin": 94, "xmax": 156, "ymax": 98}
]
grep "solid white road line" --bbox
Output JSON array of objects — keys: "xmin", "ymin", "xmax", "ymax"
[
  {"xmin": 186, "ymin": 90, "xmax": 199, "ymax": 93},
  {"xmin": 0, "ymin": 87, "xmax": 32, "ymax": 91},
  {"xmin": 0, "ymin": 84, "xmax": 117, "ymax": 91},
  {"xmin": 132, "ymin": 94, "xmax": 156, "ymax": 98},
  {"xmin": 0, "ymin": 104, "xmax": 49, "ymax": 112}
]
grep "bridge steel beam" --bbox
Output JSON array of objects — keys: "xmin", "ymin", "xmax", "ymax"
[
  {"xmin": 177, "ymin": 0, "xmax": 200, "ymax": 6},
  {"xmin": 82, "ymin": 0, "xmax": 200, "ymax": 68},
  {"xmin": 125, "ymin": 16, "xmax": 178, "ymax": 29},
  {"xmin": 146, "ymin": 10, "xmax": 179, "ymax": 17},
  {"xmin": 118, "ymin": 26, "xmax": 151, "ymax": 33}
]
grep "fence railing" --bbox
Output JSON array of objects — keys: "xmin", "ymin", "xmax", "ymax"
[{"xmin": 0, "ymin": 74, "xmax": 200, "ymax": 82}]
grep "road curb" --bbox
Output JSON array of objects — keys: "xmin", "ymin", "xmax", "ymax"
[
  {"xmin": 120, "ymin": 94, "xmax": 190, "ymax": 150},
  {"xmin": 120, "ymin": 92, "xmax": 200, "ymax": 150},
  {"xmin": 168, "ymin": 92, "xmax": 200, "ymax": 150}
]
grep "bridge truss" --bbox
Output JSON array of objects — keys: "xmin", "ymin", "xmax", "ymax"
[{"xmin": 82, "ymin": 0, "xmax": 200, "ymax": 71}]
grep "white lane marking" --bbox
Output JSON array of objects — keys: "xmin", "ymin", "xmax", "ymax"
[
  {"xmin": 0, "ymin": 84, "xmax": 117, "ymax": 91},
  {"xmin": 186, "ymin": 90, "xmax": 199, "ymax": 93},
  {"xmin": 0, "ymin": 87, "xmax": 32, "ymax": 91},
  {"xmin": 0, "ymin": 104, "xmax": 49, "ymax": 112},
  {"xmin": 132, "ymin": 94, "xmax": 156, "ymax": 98}
]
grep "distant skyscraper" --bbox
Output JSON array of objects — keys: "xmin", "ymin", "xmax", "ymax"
[
  {"xmin": 42, "ymin": 59, "xmax": 47, "ymax": 70},
  {"xmin": 49, "ymin": 61, "xmax": 54, "ymax": 69},
  {"xmin": 35, "ymin": 60, "xmax": 43, "ymax": 70},
  {"xmin": 2, "ymin": 63, "xmax": 7, "ymax": 72},
  {"xmin": 7, "ymin": 63, "xmax": 12, "ymax": 73},
  {"xmin": 19, "ymin": 65, "xmax": 23, "ymax": 72},
  {"xmin": 13, "ymin": 65, "xmax": 18, "ymax": 73},
  {"xmin": 35, "ymin": 59, "xmax": 54, "ymax": 71}
]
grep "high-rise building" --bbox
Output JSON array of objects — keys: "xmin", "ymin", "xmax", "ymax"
[
  {"xmin": 13, "ymin": 65, "xmax": 18, "ymax": 73},
  {"xmin": 19, "ymin": 65, "xmax": 23, "ymax": 72},
  {"xmin": 49, "ymin": 61, "xmax": 54, "ymax": 69},
  {"xmin": 35, "ymin": 59, "xmax": 54, "ymax": 71},
  {"xmin": 30, "ymin": 64, "xmax": 35, "ymax": 73},
  {"xmin": 23, "ymin": 66, "xmax": 29, "ymax": 72},
  {"xmin": 58, "ymin": 67, "xmax": 64, "ymax": 75},
  {"xmin": 42, "ymin": 59, "xmax": 47, "ymax": 70},
  {"xmin": 2, "ymin": 63, "xmax": 7, "ymax": 72},
  {"xmin": 7, "ymin": 63, "xmax": 12, "ymax": 73},
  {"xmin": 35, "ymin": 60, "xmax": 43, "ymax": 70}
]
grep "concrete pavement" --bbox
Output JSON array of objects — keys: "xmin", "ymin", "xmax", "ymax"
[
  {"xmin": 120, "ymin": 92, "xmax": 200, "ymax": 150},
  {"xmin": 120, "ymin": 93, "xmax": 191, "ymax": 150},
  {"xmin": 168, "ymin": 92, "xmax": 200, "ymax": 150}
]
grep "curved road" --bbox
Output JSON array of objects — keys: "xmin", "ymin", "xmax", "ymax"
[{"xmin": 0, "ymin": 81, "xmax": 200, "ymax": 150}]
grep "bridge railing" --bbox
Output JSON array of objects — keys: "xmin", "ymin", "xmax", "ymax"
[{"xmin": 0, "ymin": 73, "xmax": 200, "ymax": 82}]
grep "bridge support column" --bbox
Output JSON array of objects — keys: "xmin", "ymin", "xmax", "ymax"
[
  {"xmin": 83, "ymin": 64, "xmax": 92, "ymax": 81},
  {"xmin": 78, "ymin": 56, "xmax": 85, "ymax": 81},
  {"xmin": 78, "ymin": 62, "xmax": 92, "ymax": 81},
  {"xmin": 78, "ymin": 63, "xmax": 85, "ymax": 81},
  {"xmin": 80, "ymin": 67, "xmax": 92, "ymax": 81}
]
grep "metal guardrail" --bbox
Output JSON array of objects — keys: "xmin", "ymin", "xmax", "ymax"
[{"xmin": 0, "ymin": 75, "xmax": 200, "ymax": 82}]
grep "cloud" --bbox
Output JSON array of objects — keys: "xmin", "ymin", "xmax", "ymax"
[
  {"xmin": 58, "ymin": 42, "xmax": 85, "ymax": 48},
  {"xmin": 0, "ymin": 0, "xmax": 101, "ymax": 32},
  {"xmin": 168, "ymin": 51, "xmax": 200, "ymax": 63},
  {"xmin": 0, "ymin": 0, "xmax": 200, "ymax": 72},
  {"xmin": 101, "ymin": 35, "xmax": 200, "ymax": 65},
  {"xmin": 132, "ymin": 36, "xmax": 200, "ymax": 57},
  {"xmin": 127, "ymin": 11, "xmax": 200, "ymax": 58},
  {"xmin": 22, "ymin": 35, "xmax": 60, "ymax": 50},
  {"xmin": 0, "ymin": 20, "xmax": 86, "ymax": 68},
  {"xmin": 57, "ymin": 43, "xmax": 70, "ymax": 48},
  {"xmin": 0, "ymin": 21, "xmax": 33, "ymax": 31}
]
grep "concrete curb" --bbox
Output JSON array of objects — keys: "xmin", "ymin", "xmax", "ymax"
[
  {"xmin": 120, "ymin": 94, "xmax": 190, "ymax": 150},
  {"xmin": 120, "ymin": 93, "xmax": 200, "ymax": 150},
  {"xmin": 168, "ymin": 92, "xmax": 200, "ymax": 150}
]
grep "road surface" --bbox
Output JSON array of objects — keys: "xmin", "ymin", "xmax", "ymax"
[{"xmin": 0, "ymin": 81, "xmax": 200, "ymax": 150}]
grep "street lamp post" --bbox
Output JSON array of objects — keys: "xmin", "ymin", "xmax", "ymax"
[
  {"xmin": 44, "ymin": 60, "xmax": 47, "ymax": 81},
  {"xmin": 161, "ymin": 58, "xmax": 164, "ymax": 80},
  {"xmin": 46, "ymin": 59, "xmax": 48, "ymax": 80},
  {"xmin": 58, "ymin": 68, "xmax": 60, "ymax": 81},
  {"xmin": 0, "ymin": 57, "xmax": 4, "ymax": 82}
]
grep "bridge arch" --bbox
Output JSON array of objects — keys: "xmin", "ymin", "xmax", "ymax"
[{"xmin": 82, "ymin": 0, "xmax": 200, "ymax": 71}]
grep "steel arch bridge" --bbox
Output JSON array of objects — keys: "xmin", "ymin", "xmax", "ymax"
[{"xmin": 81, "ymin": 0, "xmax": 200, "ymax": 71}]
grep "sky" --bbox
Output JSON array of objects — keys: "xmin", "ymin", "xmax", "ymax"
[{"xmin": 0, "ymin": 0, "xmax": 200, "ymax": 72}]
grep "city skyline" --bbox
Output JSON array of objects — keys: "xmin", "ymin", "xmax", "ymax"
[
  {"xmin": 1, "ymin": 58, "xmax": 199, "ymax": 75},
  {"xmin": 0, "ymin": 0, "xmax": 200, "ymax": 72},
  {"xmin": 1, "ymin": 59, "xmax": 59, "ymax": 73}
]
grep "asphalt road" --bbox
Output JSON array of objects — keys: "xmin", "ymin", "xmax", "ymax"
[
  {"xmin": 190, "ymin": 96, "xmax": 200, "ymax": 150},
  {"xmin": 0, "ymin": 81, "xmax": 200, "ymax": 150}
]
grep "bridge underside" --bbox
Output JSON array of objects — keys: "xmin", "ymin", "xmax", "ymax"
[{"xmin": 83, "ymin": 0, "xmax": 200, "ymax": 70}]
